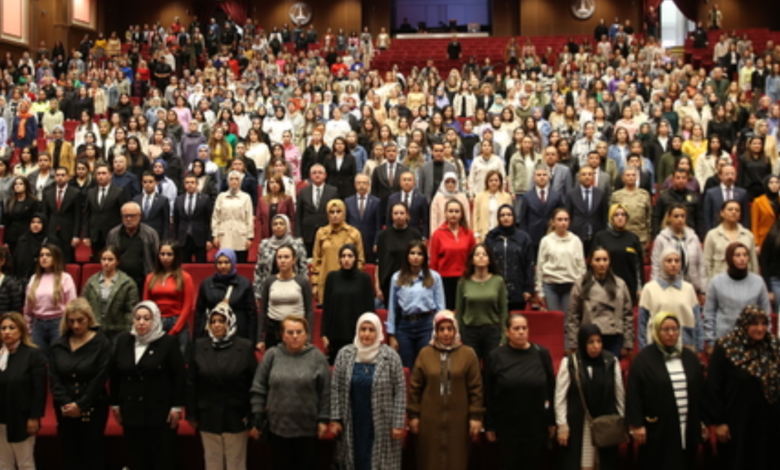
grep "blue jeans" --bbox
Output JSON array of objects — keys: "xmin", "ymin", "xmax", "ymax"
[
  {"xmin": 160, "ymin": 315, "xmax": 189, "ymax": 352},
  {"xmin": 32, "ymin": 316, "xmax": 61, "ymax": 356},
  {"xmin": 396, "ymin": 315, "xmax": 434, "ymax": 369},
  {"xmin": 543, "ymin": 282, "xmax": 573, "ymax": 348},
  {"xmin": 769, "ymin": 277, "xmax": 780, "ymax": 314}
]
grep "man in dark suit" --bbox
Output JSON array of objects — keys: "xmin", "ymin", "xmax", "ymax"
[
  {"xmin": 174, "ymin": 174, "xmax": 213, "ymax": 263},
  {"xmin": 296, "ymin": 163, "xmax": 339, "ymax": 256},
  {"xmin": 42, "ymin": 166, "xmax": 82, "ymax": 263},
  {"xmin": 81, "ymin": 163, "xmax": 129, "ymax": 261},
  {"xmin": 520, "ymin": 165, "xmax": 564, "ymax": 256},
  {"xmin": 386, "ymin": 171, "xmax": 430, "ymax": 239},
  {"xmin": 371, "ymin": 143, "xmax": 407, "ymax": 223},
  {"xmin": 134, "ymin": 172, "xmax": 171, "ymax": 243},
  {"xmin": 345, "ymin": 174, "xmax": 381, "ymax": 263},
  {"xmin": 564, "ymin": 166, "xmax": 609, "ymax": 255},
  {"xmin": 703, "ymin": 163, "xmax": 749, "ymax": 231}
]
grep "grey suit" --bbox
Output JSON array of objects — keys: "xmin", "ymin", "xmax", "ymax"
[
  {"xmin": 548, "ymin": 164, "xmax": 572, "ymax": 197},
  {"xmin": 418, "ymin": 160, "xmax": 457, "ymax": 202}
]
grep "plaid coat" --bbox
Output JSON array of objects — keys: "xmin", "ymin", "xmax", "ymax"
[{"xmin": 330, "ymin": 344, "xmax": 406, "ymax": 470}]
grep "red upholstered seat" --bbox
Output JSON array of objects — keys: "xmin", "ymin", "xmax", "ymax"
[
  {"xmin": 512, "ymin": 310, "xmax": 566, "ymax": 370},
  {"xmin": 65, "ymin": 264, "xmax": 81, "ymax": 290}
]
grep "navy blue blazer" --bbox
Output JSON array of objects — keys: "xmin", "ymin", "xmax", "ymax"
[
  {"xmin": 520, "ymin": 186, "xmax": 565, "ymax": 247},
  {"xmin": 134, "ymin": 193, "xmax": 170, "ymax": 241},
  {"xmin": 345, "ymin": 193, "xmax": 382, "ymax": 250},
  {"xmin": 386, "ymin": 190, "xmax": 430, "ymax": 239},
  {"xmin": 703, "ymin": 186, "xmax": 750, "ymax": 231},
  {"xmin": 564, "ymin": 185, "xmax": 609, "ymax": 242}
]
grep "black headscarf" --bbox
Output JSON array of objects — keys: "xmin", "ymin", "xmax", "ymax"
[
  {"xmin": 338, "ymin": 243, "xmax": 360, "ymax": 278},
  {"xmin": 764, "ymin": 175, "xmax": 780, "ymax": 216},
  {"xmin": 575, "ymin": 324, "xmax": 610, "ymax": 416},
  {"xmin": 495, "ymin": 204, "xmax": 516, "ymax": 237},
  {"xmin": 726, "ymin": 241, "xmax": 749, "ymax": 280}
]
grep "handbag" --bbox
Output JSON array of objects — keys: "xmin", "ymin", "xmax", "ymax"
[{"xmin": 571, "ymin": 354, "xmax": 629, "ymax": 448}]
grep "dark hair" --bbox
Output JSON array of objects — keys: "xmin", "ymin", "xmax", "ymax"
[
  {"xmin": 338, "ymin": 243, "xmax": 359, "ymax": 271},
  {"xmin": 505, "ymin": 312, "xmax": 527, "ymax": 329},
  {"xmin": 149, "ymin": 241, "xmax": 184, "ymax": 290},
  {"xmin": 274, "ymin": 244, "xmax": 297, "ymax": 272},
  {"xmin": 396, "ymin": 240, "xmax": 433, "ymax": 288},
  {"xmin": 462, "ymin": 243, "xmax": 500, "ymax": 279},
  {"xmin": 580, "ymin": 246, "xmax": 617, "ymax": 300},
  {"xmin": 0, "ymin": 246, "xmax": 13, "ymax": 274},
  {"xmin": 100, "ymin": 245, "xmax": 122, "ymax": 263}
]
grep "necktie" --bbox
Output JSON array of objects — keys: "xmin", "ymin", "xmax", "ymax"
[
  {"xmin": 726, "ymin": 187, "xmax": 732, "ymax": 201},
  {"xmin": 99, "ymin": 187, "xmax": 106, "ymax": 206},
  {"xmin": 56, "ymin": 188, "xmax": 63, "ymax": 210},
  {"xmin": 388, "ymin": 164, "xmax": 394, "ymax": 185},
  {"xmin": 188, "ymin": 194, "xmax": 195, "ymax": 215},
  {"xmin": 404, "ymin": 193, "xmax": 410, "ymax": 207},
  {"xmin": 586, "ymin": 188, "xmax": 592, "ymax": 211},
  {"xmin": 540, "ymin": 189, "xmax": 546, "ymax": 204},
  {"xmin": 359, "ymin": 196, "xmax": 365, "ymax": 219},
  {"xmin": 314, "ymin": 186, "xmax": 321, "ymax": 209},
  {"xmin": 143, "ymin": 195, "xmax": 151, "ymax": 217}
]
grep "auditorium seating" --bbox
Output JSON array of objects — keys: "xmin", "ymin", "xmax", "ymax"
[{"xmin": 684, "ymin": 28, "xmax": 780, "ymax": 69}]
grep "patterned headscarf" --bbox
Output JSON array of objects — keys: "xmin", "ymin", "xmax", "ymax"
[
  {"xmin": 717, "ymin": 305, "xmax": 780, "ymax": 404},
  {"xmin": 207, "ymin": 302, "xmax": 238, "ymax": 349}
]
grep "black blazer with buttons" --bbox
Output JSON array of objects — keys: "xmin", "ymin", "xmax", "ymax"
[
  {"xmin": 110, "ymin": 333, "xmax": 185, "ymax": 427},
  {"xmin": 185, "ymin": 337, "xmax": 257, "ymax": 434},
  {"xmin": 0, "ymin": 343, "xmax": 47, "ymax": 443},
  {"xmin": 48, "ymin": 330, "xmax": 112, "ymax": 412}
]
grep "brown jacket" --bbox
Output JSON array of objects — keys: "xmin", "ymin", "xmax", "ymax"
[
  {"xmin": 46, "ymin": 140, "xmax": 76, "ymax": 175},
  {"xmin": 567, "ymin": 274, "xmax": 634, "ymax": 349}
]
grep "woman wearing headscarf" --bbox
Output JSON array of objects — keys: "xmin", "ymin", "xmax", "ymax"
[
  {"xmin": 252, "ymin": 214, "xmax": 308, "ymax": 302},
  {"xmin": 484, "ymin": 313, "xmax": 555, "ymax": 470},
  {"xmin": 0, "ymin": 312, "xmax": 47, "ymax": 470},
  {"xmin": 638, "ymin": 248, "xmax": 702, "ymax": 351},
  {"xmin": 707, "ymin": 305, "xmax": 780, "ymax": 470},
  {"xmin": 593, "ymin": 204, "xmax": 644, "ymax": 303},
  {"xmin": 431, "ymin": 173, "xmax": 471, "ymax": 231},
  {"xmin": 407, "ymin": 311, "xmax": 483, "ymax": 470},
  {"xmin": 330, "ymin": 313, "xmax": 406, "ymax": 470},
  {"xmin": 703, "ymin": 199, "xmax": 759, "ymax": 278},
  {"xmin": 703, "ymin": 242, "xmax": 771, "ymax": 353},
  {"xmin": 375, "ymin": 202, "xmax": 422, "ymax": 306},
  {"xmin": 212, "ymin": 170, "xmax": 254, "ymax": 263},
  {"xmin": 195, "ymin": 248, "xmax": 257, "ymax": 344},
  {"xmin": 321, "ymin": 244, "xmax": 375, "ymax": 364},
  {"xmin": 484, "ymin": 204, "xmax": 534, "ymax": 311},
  {"xmin": 555, "ymin": 324, "xmax": 625, "ymax": 470},
  {"xmin": 110, "ymin": 301, "xmax": 186, "ymax": 470},
  {"xmin": 186, "ymin": 303, "xmax": 258, "ymax": 470},
  {"xmin": 311, "ymin": 199, "xmax": 364, "ymax": 305},
  {"xmin": 13, "ymin": 213, "xmax": 59, "ymax": 282},
  {"xmin": 651, "ymin": 204, "xmax": 708, "ymax": 298},
  {"xmin": 752, "ymin": 175, "xmax": 780, "ymax": 250},
  {"xmin": 158, "ymin": 137, "xmax": 184, "ymax": 192},
  {"xmin": 626, "ymin": 311, "xmax": 707, "ymax": 470},
  {"xmin": 151, "ymin": 159, "xmax": 178, "ymax": 212}
]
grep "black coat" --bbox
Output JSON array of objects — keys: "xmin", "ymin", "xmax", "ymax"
[
  {"xmin": 0, "ymin": 274, "xmax": 24, "ymax": 314},
  {"xmin": 626, "ymin": 346, "xmax": 706, "ymax": 470},
  {"xmin": 325, "ymin": 154, "xmax": 358, "ymax": 200},
  {"xmin": 110, "ymin": 333, "xmax": 185, "ymax": 427},
  {"xmin": 173, "ymin": 192, "xmax": 213, "ymax": 246},
  {"xmin": 194, "ymin": 275, "xmax": 257, "ymax": 343},
  {"xmin": 82, "ymin": 185, "xmax": 129, "ymax": 242},
  {"xmin": 295, "ymin": 183, "xmax": 339, "ymax": 244},
  {"xmin": 0, "ymin": 343, "xmax": 47, "ymax": 443},
  {"xmin": 592, "ymin": 228, "xmax": 643, "ymax": 302},
  {"xmin": 564, "ymin": 186, "xmax": 609, "ymax": 243},
  {"xmin": 484, "ymin": 228, "xmax": 535, "ymax": 304},
  {"xmin": 3, "ymin": 197, "xmax": 39, "ymax": 246},
  {"xmin": 42, "ymin": 185, "xmax": 83, "ymax": 243},
  {"xmin": 301, "ymin": 144, "xmax": 331, "ymax": 180},
  {"xmin": 49, "ymin": 331, "xmax": 112, "ymax": 412},
  {"xmin": 185, "ymin": 337, "xmax": 257, "ymax": 434},
  {"xmin": 321, "ymin": 269, "xmax": 375, "ymax": 343}
]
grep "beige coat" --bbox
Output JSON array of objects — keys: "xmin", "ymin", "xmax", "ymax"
[
  {"xmin": 211, "ymin": 191, "xmax": 254, "ymax": 251},
  {"xmin": 472, "ymin": 190, "xmax": 513, "ymax": 242},
  {"xmin": 703, "ymin": 224, "xmax": 759, "ymax": 279},
  {"xmin": 311, "ymin": 223, "xmax": 365, "ymax": 304},
  {"xmin": 568, "ymin": 274, "xmax": 634, "ymax": 349}
]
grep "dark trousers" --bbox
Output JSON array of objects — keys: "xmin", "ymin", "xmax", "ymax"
[
  {"xmin": 181, "ymin": 235, "xmax": 206, "ymax": 263},
  {"xmin": 124, "ymin": 423, "xmax": 177, "ymax": 470},
  {"xmin": 507, "ymin": 301, "xmax": 527, "ymax": 312},
  {"xmin": 304, "ymin": 241, "xmax": 314, "ymax": 259},
  {"xmin": 269, "ymin": 432, "xmax": 317, "ymax": 470},
  {"xmin": 461, "ymin": 324, "xmax": 501, "ymax": 361},
  {"xmin": 235, "ymin": 250, "xmax": 248, "ymax": 263},
  {"xmin": 496, "ymin": 431, "xmax": 547, "ymax": 470},
  {"xmin": 54, "ymin": 231, "xmax": 75, "ymax": 263},
  {"xmin": 602, "ymin": 334, "xmax": 624, "ymax": 356},
  {"xmin": 90, "ymin": 234, "xmax": 107, "ymax": 263},
  {"xmin": 396, "ymin": 314, "xmax": 434, "ymax": 368},
  {"xmin": 442, "ymin": 276, "xmax": 460, "ymax": 310},
  {"xmin": 57, "ymin": 405, "xmax": 108, "ymax": 470},
  {"xmin": 264, "ymin": 318, "xmax": 282, "ymax": 349},
  {"xmin": 326, "ymin": 339, "xmax": 351, "ymax": 365}
]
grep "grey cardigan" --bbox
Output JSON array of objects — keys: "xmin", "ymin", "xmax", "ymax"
[
  {"xmin": 105, "ymin": 223, "xmax": 161, "ymax": 277},
  {"xmin": 250, "ymin": 344, "xmax": 331, "ymax": 438}
]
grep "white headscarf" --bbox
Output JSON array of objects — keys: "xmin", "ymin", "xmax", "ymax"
[
  {"xmin": 207, "ymin": 302, "xmax": 238, "ymax": 348},
  {"xmin": 353, "ymin": 312, "xmax": 384, "ymax": 363},
  {"xmin": 436, "ymin": 171, "xmax": 461, "ymax": 197},
  {"xmin": 130, "ymin": 301, "xmax": 166, "ymax": 346}
]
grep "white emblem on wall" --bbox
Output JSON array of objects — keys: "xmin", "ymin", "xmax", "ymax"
[
  {"xmin": 290, "ymin": 3, "xmax": 313, "ymax": 26},
  {"xmin": 571, "ymin": 0, "xmax": 595, "ymax": 20}
]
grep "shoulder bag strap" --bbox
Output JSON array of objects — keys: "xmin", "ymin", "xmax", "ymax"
[
  {"xmin": 571, "ymin": 353, "xmax": 593, "ymax": 424},
  {"xmin": 223, "ymin": 285, "xmax": 234, "ymax": 303}
]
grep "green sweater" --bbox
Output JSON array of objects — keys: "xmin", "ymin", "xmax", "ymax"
[{"xmin": 455, "ymin": 275, "xmax": 508, "ymax": 329}]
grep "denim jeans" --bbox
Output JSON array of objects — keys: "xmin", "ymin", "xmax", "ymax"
[
  {"xmin": 461, "ymin": 324, "xmax": 501, "ymax": 362},
  {"xmin": 160, "ymin": 315, "xmax": 189, "ymax": 352},
  {"xmin": 396, "ymin": 315, "xmax": 434, "ymax": 368},
  {"xmin": 769, "ymin": 277, "xmax": 780, "ymax": 314},
  {"xmin": 543, "ymin": 282, "xmax": 573, "ymax": 348},
  {"xmin": 32, "ymin": 317, "xmax": 61, "ymax": 356}
]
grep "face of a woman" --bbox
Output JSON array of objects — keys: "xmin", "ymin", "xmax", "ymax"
[
  {"xmin": 590, "ymin": 250, "xmax": 610, "ymax": 276},
  {"xmin": 358, "ymin": 322, "xmax": 377, "ymax": 347},
  {"xmin": 228, "ymin": 175, "xmax": 241, "ymax": 189},
  {"xmin": 612, "ymin": 209, "xmax": 628, "ymax": 229},
  {"xmin": 271, "ymin": 218, "xmax": 287, "ymax": 238},
  {"xmin": 721, "ymin": 203, "xmax": 740, "ymax": 224},
  {"xmin": 273, "ymin": 160, "xmax": 285, "ymax": 175},
  {"xmin": 586, "ymin": 334, "xmax": 603, "ymax": 358},
  {"xmin": 487, "ymin": 174, "xmax": 501, "ymax": 192},
  {"xmin": 276, "ymin": 247, "xmax": 294, "ymax": 272},
  {"xmin": 210, "ymin": 314, "xmax": 227, "ymax": 338},
  {"xmin": 216, "ymin": 255, "xmax": 232, "ymax": 275},
  {"xmin": 436, "ymin": 321, "xmax": 456, "ymax": 346},
  {"xmin": 446, "ymin": 203, "xmax": 462, "ymax": 225},
  {"xmin": 282, "ymin": 319, "xmax": 307, "ymax": 352},
  {"xmin": 134, "ymin": 308, "xmax": 153, "ymax": 336},
  {"xmin": 553, "ymin": 212, "xmax": 569, "ymax": 232},
  {"xmin": 746, "ymin": 317, "xmax": 768, "ymax": 343},
  {"xmin": 670, "ymin": 209, "xmax": 686, "ymax": 231},
  {"xmin": 0, "ymin": 319, "xmax": 21, "ymax": 345},
  {"xmin": 750, "ymin": 139, "xmax": 763, "ymax": 154},
  {"xmin": 663, "ymin": 254, "xmax": 681, "ymax": 278},
  {"xmin": 339, "ymin": 249, "xmax": 356, "ymax": 270},
  {"xmin": 39, "ymin": 248, "xmax": 53, "ymax": 270},
  {"xmin": 658, "ymin": 318, "xmax": 680, "ymax": 348},
  {"xmin": 66, "ymin": 312, "xmax": 90, "ymax": 337},
  {"xmin": 328, "ymin": 205, "xmax": 344, "ymax": 225},
  {"xmin": 498, "ymin": 208, "xmax": 514, "ymax": 228},
  {"xmin": 472, "ymin": 246, "xmax": 489, "ymax": 268},
  {"xmin": 506, "ymin": 316, "xmax": 529, "ymax": 348},
  {"xmin": 769, "ymin": 178, "xmax": 780, "ymax": 193},
  {"xmin": 158, "ymin": 245, "xmax": 174, "ymax": 269},
  {"xmin": 731, "ymin": 247, "xmax": 750, "ymax": 270},
  {"xmin": 101, "ymin": 250, "xmax": 118, "ymax": 273}
]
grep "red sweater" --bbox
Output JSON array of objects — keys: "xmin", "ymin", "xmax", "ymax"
[
  {"xmin": 429, "ymin": 223, "xmax": 476, "ymax": 278},
  {"xmin": 143, "ymin": 271, "xmax": 195, "ymax": 336}
]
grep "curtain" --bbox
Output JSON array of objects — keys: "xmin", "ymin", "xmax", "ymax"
[
  {"xmin": 220, "ymin": 1, "xmax": 247, "ymax": 26},
  {"xmin": 647, "ymin": 0, "xmax": 699, "ymax": 22}
]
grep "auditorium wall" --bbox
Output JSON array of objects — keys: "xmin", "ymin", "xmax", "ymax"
[{"xmin": 519, "ymin": 0, "xmax": 640, "ymax": 37}]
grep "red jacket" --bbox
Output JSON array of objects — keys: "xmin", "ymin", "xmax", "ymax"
[
  {"xmin": 429, "ymin": 223, "xmax": 475, "ymax": 278},
  {"xmin": 143, "ymin": 271, "xmax": 195, "ymax": 336}
]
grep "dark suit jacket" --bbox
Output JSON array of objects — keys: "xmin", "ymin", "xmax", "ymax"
[
  {"xmin": 520, "ymin": 186, "xmax": 565, "ymax": 247},
  {"xmin": 134, "ymin": 193, "xmax": 170, "ymax": 241},
  {"xmin": 42, "ymin": 185, "xmax": 82, "ymax": 242},
  {"xmin": 386, "ymin": 190, "xmax": 430, "ymax": 238},
  {"xmin": 27, "ymin": 170, "xmax": 55, "ymax": 199},
  {"xmin": 0, "ymin": 344, "xmax": 47, "ymax": 443},
  {"xmin": 645, "ymin": 137, "xmax": 670, "ymax": 168},
  {"xmin": 173, "ymin": 192, "xmax": 213, "ymax": 246},
  {"xmin": 564, "ymin": 185, "xmax": 609, "ymax": 242},
  {"xmin": 345, "ymin": 193, "xmax": 382, "ymax": 253},
  {"xmin": 82, "ymin": 184, "xmax": 129, "ymax": 241},
  {"xmin": 185, "ymin": 337, "xmax": 257, "ymax": 433},
  {"xmin": 703, "ymin": 186, "xmax": 750, "ymax": 231},
  {"xmin": 295, "ymin": 183, "xmax": 339, "ymax": 244},
  {"xmin": 110, "ymin": 333, "xmax": 185, "ymax": 427},
  {"xmin": 475, "ymin": 94, "xmax": 494, "ymax": 111},
  {"xmin": 324, "ymin": 154, "xmax": 358, "ymax": 200},
  {"xmin": 371, "ymin": 162, "xmax": 407, "ymax": 219},
  {"xmin": 301, "ymin": 144, "xmax": 331, "ymax": 180}
]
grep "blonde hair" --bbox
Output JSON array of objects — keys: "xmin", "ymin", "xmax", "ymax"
[{"xmin": 59, "ymin": 298, "xmax": 99, "ymax": 336}]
